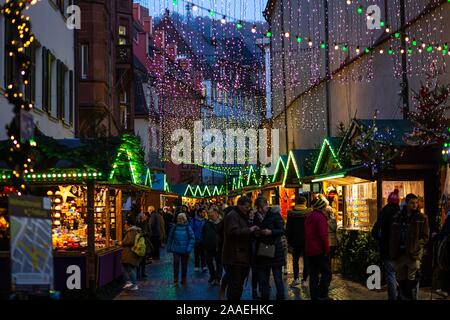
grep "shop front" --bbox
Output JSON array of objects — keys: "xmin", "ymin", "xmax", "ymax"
[
  {"xmin": 258, "ymin": 155, "xmax": 288, "ymax": 212},
  {"xmin": 282, "ymin": 149, "xmax": 317, "ymax": 219},
  {"xmin": 311, "ymin": 169, "xmax": 376, "ymax": 231},
  {"xmin": 308, "ymin": 121, "xmax": 441, "ymax": 281},
  {"xmin": 0, "ymin": 173, "xmax": 126, "ymax": 291},
  {"xmin": 0, "ymin": 133, "xmax": 158, "ymax": 292}
]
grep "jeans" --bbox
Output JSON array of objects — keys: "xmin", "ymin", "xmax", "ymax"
[
  {"xmin": 308, "ymin": 254, "xmax": 332, "ymax": 300},
  {"xmin": 258, "ymin": 265, "xmax": 285, "ymax": 300},
  {"xmin": 123, "ymin": 263, "xmax": 137, "ymax": 284},
  {"xmin": 292, "ymin": 247, "xmax": 309, "ymax": 281},
  {"xmin": 173, "ymin": 253, "xmax": 189, "ymax": 281},
  {"xmin": 383, "ymin": 260, "xmax": 398, "ymax": 300},
  {"xmin": 205, "ymin": 250, "xmax": 222, "ymax": 280},
  {"xmin": 194, "ymin": 243, "xmax": 206, "ymax": 269},
  {"xmin": 151, "ymin": 236, "xmax": 161, "ymax": 259},
  {"xmin": 226, "ymin": 265, "xmax": 250, "ymax": 301}
]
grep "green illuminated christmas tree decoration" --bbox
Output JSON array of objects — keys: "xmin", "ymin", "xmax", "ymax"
[{"xmin": 109, "ymin": 134, "xmax": 147, "ymax": 185}]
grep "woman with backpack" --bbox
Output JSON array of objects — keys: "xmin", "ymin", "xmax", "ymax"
[
  {"xmin": 121, "ymin": 216, "xmax": 142, "ymax": 291},
  {"xmin": 167, "ymin": 212, "xmax": 195, "ymax": 285}
]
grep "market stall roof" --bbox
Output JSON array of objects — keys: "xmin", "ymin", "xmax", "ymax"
[
  {"xmin": 271, "ymin": 155, "xmax": 288, "ymax": 184},
  {"xmin": 232, "ymin": 171, "xmax": 245, "ymax": 190},
  {"xmin": 0, "ymin": 132, "xmax": 153, "ymax": 188},
  {"xmin": 313, "ymin": 137, "xmax": 343, "ymax": 176},
  {"xmin": 338, "ymin": 119, "xmax": 414, "ymax": 155},
  {"xmin": 283, "ymin": 149, "xmax": 317, "ymax": 188},
  {"xmin": 244, "ymin": 165, "xmax": 259, "ymax": 187},
  {"xmin": 308, "ymin": 166, "xmax": 373, "ymax": 185},
  {"xmin": 151, "ymin": 173, "xmax": 171, "ymax": 192},
  {"xmin": 260, "ymin": 166, "xmax": 272, "ymax": 186},
  {"xmin": 178, "ymin": 184, "xmax": 226, "ymax": 199}
]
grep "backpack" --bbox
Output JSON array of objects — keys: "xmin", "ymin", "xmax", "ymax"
[
  {"xmin": 437, "ymin": 235, "xmax": 450, "ymax": 271},
  {"xmin": 132, "ymin": 233, "xmax": 147, "ymax": 257}
]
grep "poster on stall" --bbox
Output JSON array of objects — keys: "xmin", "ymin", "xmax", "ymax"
[{"xmin": 9, "ymin": 195, "xmax": 54, "ymax": 294}]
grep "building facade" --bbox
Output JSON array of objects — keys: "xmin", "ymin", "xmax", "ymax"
[
  {"xmin": 133, "ymin": 3, "xmax": 163, "ymax": 171},
  {"xmin": 0, "ymin": 0, "xmax": 75, "ymax": 140},
  {"xmin": 75, "ymin": 0, "xmax": 134, "ymax": 138}
]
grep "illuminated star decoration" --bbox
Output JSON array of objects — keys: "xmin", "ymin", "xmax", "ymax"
[{"xmin": 56, "ymin": 185, "xmax": 77, "ymax": 203}]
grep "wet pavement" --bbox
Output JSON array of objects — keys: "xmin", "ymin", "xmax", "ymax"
[{"xmin": 114, "ymin": 249, "xmax": 447, "ymax": 300}]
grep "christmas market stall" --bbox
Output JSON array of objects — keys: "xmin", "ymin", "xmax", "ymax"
[
  {"xmin": 240, "ymin": 165, "xmax": 263, "ymax": 204},
  {"xmin": 145, "ymin": 173, "xmax": 180, "ymax": 209},
  {"xmin": 177, "ymin": 184, "xmax": 226, "ymax": 207},
  {"xmin": 281, "ymin": 149, "xmax": 317, "ymax": 219},
  {"xmin": 307, "ymin": 119, "xmax": 441, "ymax": 281},
  {"xmin": 259, "ymin": 155, "xmax": 288, "ymax": 207},
  {"xmin": 0, "ymin": 133, "xmax": 158, "ymax": 292}
]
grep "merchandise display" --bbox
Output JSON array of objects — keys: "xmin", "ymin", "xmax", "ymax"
[
  {"xmin": 48, "ymin": 185, "xmax": 118, "ymax": 251},
  {"xmin": 345, "ymin": 182, "xmax": 377, "ymax": 230}
]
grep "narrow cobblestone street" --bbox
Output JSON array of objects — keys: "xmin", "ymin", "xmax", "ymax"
[{"xmin": 114, "ymin": 250, "xmax": 447, "ymax": 300}]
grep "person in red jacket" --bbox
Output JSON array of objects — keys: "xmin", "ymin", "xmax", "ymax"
[{"xmin": 305, "ymin": 196, "xmax": 332, "ymax": 300}]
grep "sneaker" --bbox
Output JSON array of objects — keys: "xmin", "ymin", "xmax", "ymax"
[
  {"xmin": 194, "ymin": 267, "xmax": 200, "ymax": 272},
  {"xmin": 129, "ymin": 285, "xmax": 139, "ymax": 291},
  {"xmin": 202, "ymin": 267, "xmax": 208, "ymax": 273},
  {"xmin": 122, "ymin": 282, "xmax": 133, "ymax": 290},
  {"xmin": 290, "ymin": 279, "xmax": 301, "ymax": 287}
]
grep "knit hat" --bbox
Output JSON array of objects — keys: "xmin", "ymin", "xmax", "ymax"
[
  {"xmin": 388, "ymin": 189, "xmax": 400, "ymax": 205},
  {"xmin": 312, "ymin": 197, "xmax": 328, "ymax": 211}
]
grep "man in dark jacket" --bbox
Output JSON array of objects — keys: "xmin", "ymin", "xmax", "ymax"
[
  {"xmin": 218, "ymin": 205, "xmax": 235, "ymax": 299},
  {"xmin": 191, "ymin": 209, "xmax": 207, "ymax": 272},
  {"xmin": 202, "ymin": 206, "xmax": 222, "ymax": 285},
  {"xmin": 163, "ymin": 208, "xmax": 174, "ymax": 242},
  {"xmin": 372, "ymin": 189, "xmax": 400, "ymax": 300},
  {"xmin": 254, "ymin": 196, "xmax": 286, "ymax": 300},
  {"xmin": 222, "ymin": 196, "xmax": 259, "ymax": 300},
  {"xmin": 286, "ymin": 196, "xmax": 310, "ymax": 287},
  {"xmin": 150, "ymin": 208, "xmax": 166, "ymax": 260},
  {"xmin": 305, "ymin": 197, "xmax": 331, "ymax": 300},
  {"xmin": 390, "ymin": 193, "xmax": 429, "ymax": 300}
]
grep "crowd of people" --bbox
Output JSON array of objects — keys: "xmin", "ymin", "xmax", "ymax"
[
  {"xmin": 119, "ymin": 195, "xmax": 339, "ymax": 300},
  {"xmin": 119, "ymin": 190, "xmax": 450, "ymax": 300}
]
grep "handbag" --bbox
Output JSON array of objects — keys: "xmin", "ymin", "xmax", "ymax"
[{"xmin": 257, "ymin": 242, "xmax": 276, "ymax": 258}]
